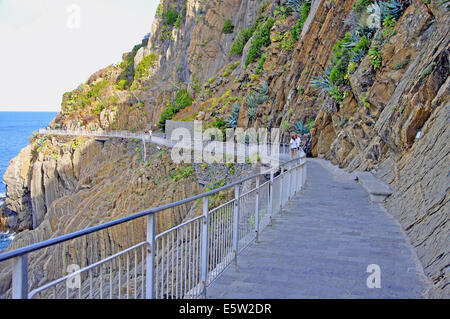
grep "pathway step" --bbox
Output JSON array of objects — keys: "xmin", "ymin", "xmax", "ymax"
[{"xmin": 356, "ymin": 172, "xmax": 393, "ymax": 203}]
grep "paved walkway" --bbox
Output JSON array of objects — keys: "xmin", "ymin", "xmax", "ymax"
[
  {"xmin": 37, "ymin": 129, "xmax": 293, "ymax": 164},
  {"xmin": 206, "ymin": 160, "xmax": 428, "ymax": 298}
]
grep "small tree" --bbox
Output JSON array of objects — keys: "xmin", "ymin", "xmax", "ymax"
[{"xmin": 222, "ymin": 19, "xmax": 234, "ymax": 34}]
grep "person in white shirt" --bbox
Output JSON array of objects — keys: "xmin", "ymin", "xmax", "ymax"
[
  {"xmin": 295, "ymin": 134, "xmax": 302, "ymax": 152},
  {"xmin": 290, "ymin": 133, "xmax": 298, "ymax": 159}
]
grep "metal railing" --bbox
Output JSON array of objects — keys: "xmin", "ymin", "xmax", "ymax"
[
  {"xmin": 0, "ymin": 143, "xmax": 306, "ymax": 299},
  {"xmin": 38, "ymin": 129, "xmax": 290, "ymax": 160},
  {"xmin": 38, "ymin": 128, "xmax": 172, "ymax": 147}
]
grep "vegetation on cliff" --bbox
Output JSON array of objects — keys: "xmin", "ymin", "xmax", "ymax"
[{"xmin": 2, "ymin": 0, "xmax": 449, "ymax": 298}]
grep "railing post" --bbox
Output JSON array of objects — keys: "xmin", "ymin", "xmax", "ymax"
[
  {"xmin": 292, "ymin": 162, "xmax": 296, "ymax": 196},
  {"xmin": 269, "ymin": 171, "xmax": 274, "ymax": 223},
  {"xmin": 12, "ymin": 255, "xmax": 28, "ymax": 299},
  {"xmin": 303, "ymin": 158, "xmax": 307, "ymax": 186},
  {"xmin": 294, "ymin": 163, "xmax": 299, "ymax": 194},
  {"xmin": 145, "ymin": 214, "xmax": 155, "ymax": 299},
  {"xmin": 287, "ymin": 162, "xmax": 292, "ymax": 201},
  {"xmin": 279, "ymin": 168, "xmax": 284, "ymax": 214},
  {"xmin": 232, "ymin": 184, "xmax": 240, "ymax": 264},
  {"xmin": 254, "ymin": 178, "xmax": 260, "ymax": 242},
  {"xmin": 142, "ymin": 137, "xmax": 146, "ymax": 163},
  {"xmin": 291, "ymin": 162, "xmax": 296, "ymax": 197},
  {"xmin": 200, "ymin": 196, "xmax": 209, "ymax": 298},
  {"xmin": 290, "ymin": 163, "xmax": 295, "ymax": 198},
  {"xmin": 298, "ymin": 161, "xmax": 304, "ymax": 190}
]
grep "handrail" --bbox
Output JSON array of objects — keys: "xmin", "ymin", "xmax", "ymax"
[
  {"xmin": 37, "ymin": 128, "xmax": 294, "ymax": 148},
  {"xmin": 27, "ymin": 241, "xmax": 147, "ymax": 299},
  {"xmin": 0, "ymin": 157, "xmax": 304, "ymax": 263},
  {"xmin": 3, "ymin": 127, "xmax": 307, "ymax": 299}
]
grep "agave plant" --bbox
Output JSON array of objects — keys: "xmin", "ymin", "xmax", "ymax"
[
  {"xmin": 310, "ymin": 64, "xmax": 332, "ymax": 96},
  {"xmin": 342, "ymin": 30, "xmax": 362, "ymax": 48},
  {"xmin": 259, "ymin": 82, "xmax": 269, "ymax": 95},
  {"xmin": 350, "ymin": 48, "xmax": 367, "ymax": 63},
  {"xmin": 356, "ymin": 22, "xmax": 376, "ymax": 39},
  {"xmin": 294, "ymin": 121, "xmax": 306, "ymax": 135},
  {"xmin": 440, "ymin": 0, "xmax": 450, "ymax": 10},
  {"xmin": 287, "ymin": 0, "xmax": 302, "ymax": 12},
  {"xmin": 287, "ymin": 0, "xmax": 312, "ymax": 13},
  {"xmin": 246, "ymin": 92, "xmax": 269, "ymax": 109},
  {"xmin": 367, "ymin": 0, "xmax": 404, "ymax": 29},
  {"xmin": 226, "ymin": 102, "xmax": 240, "ymax": 128},
  {"xmin": 383, "ymin": 0, "xmax": 404, "ymax": 19},
  {"xmin": 247, "ymin": 106, "xmax": 257, "ymax": 120},
  {"xmin": 367, "ymin": 2, "xmax": 383, "ymax": 29},
  {"xmin": 294, "ymin": 120, "xmax": 314, "ymax": 135}
]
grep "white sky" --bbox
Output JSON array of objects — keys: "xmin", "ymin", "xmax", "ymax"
[{"xmin": 0, "ymin": 0, "xmax": 159, "ymax": 111}]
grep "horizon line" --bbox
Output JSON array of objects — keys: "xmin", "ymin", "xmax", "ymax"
[{"xmin": 0, "ymin": 110, "xmax": 59, "ymax": 112}]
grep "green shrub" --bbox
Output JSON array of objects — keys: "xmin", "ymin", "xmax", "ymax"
[
  {"xmin": 382, "ymin": 15, "xmax": 397, "ymax": 38},
  {"xmin": 281, "ymin": 31, "xmax": 295, "ymax": 51},
  {"xmin": 157, "ymin": 89, "xmax": 193, "ymax": 130},
  {"xmin": 175, "ymin": 88, "xmax": 193, "ymax": 110},
  {"xmin": 369, "ymin": 45, "xmax": 382, "ymax": 69},
  {"xmin": 347, "ymin": 61, "xmax": 358, "ymax": 74},
  {"xmin": 156, "ymin": 3, "xmax": 163, "ymax": 17},
  {"xmin": 290, "ymin": 2, "xmax": 311, "ymax": 43},
  {"xmin": 182, "ymin": 166, "xmax": 194, "ymax": 179},
  {"xmin": 158, "ymin": 101, "xmax": 177, "ymax": 129},
  {"xmin": 255, "ymin": 53, "xmax": 267, "ymax": 73},
  {"xmin": 92, "ymin": 104, "xmax": 105, "ymax": 115},
  {"xmin": 116, "ymin": 79, "xmax": 129, "ymax": 90},
  {"xmin": 212, "ymin": 118, "xmax": 227, "ymax": 130},
  {"xmin": 222, "ymin": 19, "xmax": 234, "ymax": 34},
  {"xmin": 175, "ymin": 16, "xmax": 181, "ymax": 28},
  {"xmin": 329, "ymin": 63, "xmax": 348, "ymax": 86},
  {"xmin": 134, "ymin": 53, "xmax": 159, "ymax": 80},
  {"xmin": 274, "ymin": 5, "xmax": 293, "ymax": 20},
  {"xmin": 354, "ymin": 36, "xmax": 370, "ymax": 52},
  {"xmin": 229, "ymin": 24, "xmax": 257, "ymax": 55},
  {"xmin": 299, "ymin": 1, "xmax": 311, "ymax": 24},
  {"xmin": 88, "ymin": 80, "xmax": 109, "ymax": 99},
  {"xmin": 118, "ymin": 43, "xmax": 143, "ymax": 80},
  {"xmin": 164, "ymin": 8, "xmax": 179, "ymax": 26},
  {"xmin": 245, "ymin": 17, "xmax": 276, "ymax": 67},
  {"xmin": 222, "ymin": 61, "xmax": 240, "ymax": 77},
  {"xmin": 353, "ymin": 0, "xmax": 373, "ymax": 13},
  {"xmin": 330, "ymin": 85, "xmax": 344, "ymax": 104}
]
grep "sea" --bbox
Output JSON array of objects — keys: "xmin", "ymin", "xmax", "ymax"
[{"xmin": 0, "ymin": 111, "xmax": 57, "ymax": 251}]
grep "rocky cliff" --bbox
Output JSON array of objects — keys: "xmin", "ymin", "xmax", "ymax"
[{"xmin": 1, "ymin": 0, "xmax": 448, "ymax": 298}]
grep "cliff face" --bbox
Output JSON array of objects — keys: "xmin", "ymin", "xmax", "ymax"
[
  {"xmin": 0, "ymin": 138, "xmax": 201, "ymax": 296},
  {"xmin": 1, "ymin": 0, "xmax": 448, "ymax": 297},
  {"xmin": 306, "ymin": 2, "xmax": 449, "ymax": 297}
]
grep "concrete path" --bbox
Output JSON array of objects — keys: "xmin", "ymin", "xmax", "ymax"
[
  {"xmin": 206, "ymin": 160, "xmax": 428, "ymax": 298},
  {"xmin": 37, "ymin": 129, "xmax": 293, "ymax": 164}
]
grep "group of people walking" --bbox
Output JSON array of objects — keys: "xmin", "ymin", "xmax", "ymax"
[{"xmin": 289, "ymin": 133, "xmax": 304, "ymax": 159}]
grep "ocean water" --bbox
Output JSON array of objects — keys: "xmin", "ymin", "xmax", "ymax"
[{"xmin": 0, "ymin": 111, "xmax": 57, "ymax": 250}]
